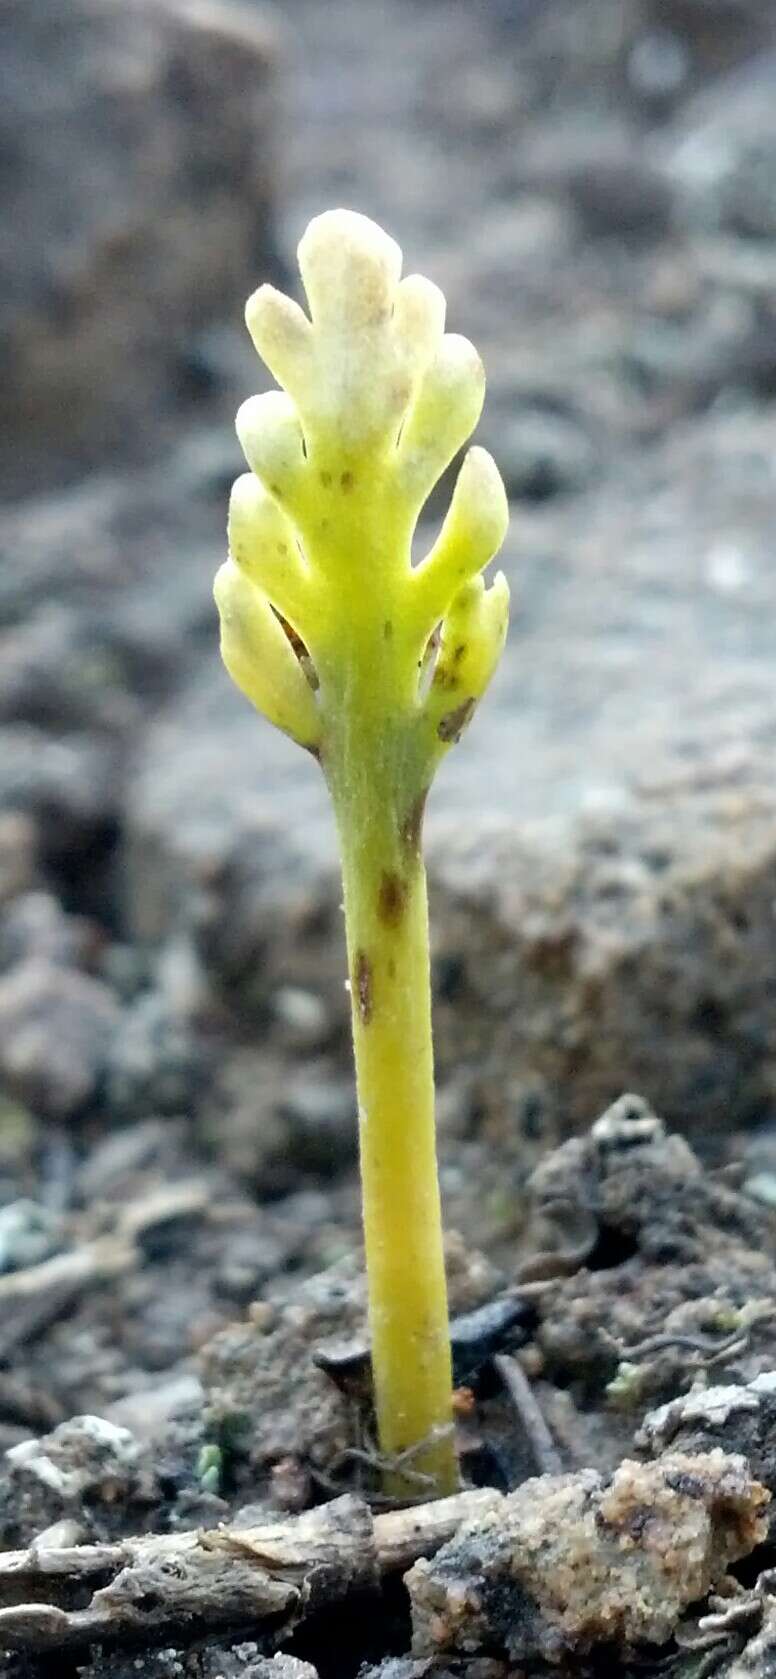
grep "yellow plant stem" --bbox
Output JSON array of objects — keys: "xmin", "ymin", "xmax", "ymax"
[
  {"xmin": 214, "ymin": 210, "xmax": 509, "ymax": 1507},
  {"xmin": 327, "ymin": 700, "xmax": 458, "ymax": 1500}
]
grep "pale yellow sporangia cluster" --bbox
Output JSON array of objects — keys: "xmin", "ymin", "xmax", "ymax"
[{"xmin": 214, "ymin": 207, "xmax": 509, "ymax": 774}]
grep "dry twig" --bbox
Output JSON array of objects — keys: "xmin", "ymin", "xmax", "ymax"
[
  {"xmin": 0, "ymin": 1182, "xmax": 210, "ymax": 1364},
  {"xmin": 0, "ymin": 1486, "xmax": 501, "ymax": 1654},
  {"xmin": 494, "ymin": 1352, "xmax": 562, "ymax": 1475}
]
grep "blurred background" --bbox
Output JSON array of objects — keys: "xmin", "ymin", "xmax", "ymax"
[{"xmin": 2, "ymin": 0, "xmax": 776, "ymax": 1415}]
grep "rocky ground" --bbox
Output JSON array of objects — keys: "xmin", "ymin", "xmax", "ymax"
[{"xmin": 3, "ymin": 0, "xmax": 776, "ymax": 1674}]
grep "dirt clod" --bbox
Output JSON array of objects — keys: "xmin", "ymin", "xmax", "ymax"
[
  {"xmin": 407, "ymin": 1451, "xmax": 770, "ymax": 1664},
  {"xmin": 0, "ymin": 1414, "xmax": 156, "ymax": 1546}
]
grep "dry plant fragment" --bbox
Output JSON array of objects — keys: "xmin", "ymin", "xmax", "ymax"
[
  {"xmin": 214, "ymin": 209, "xmax": 509, "ymax": 1495},
  {"xmin": 0, "ymin": 1488, "xmax": 500, "ymax": 1652}
]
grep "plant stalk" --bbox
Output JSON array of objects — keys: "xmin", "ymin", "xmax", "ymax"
[{"xmin": 329, "ymin": 703, "xmax": 457, "ymax": 1499}]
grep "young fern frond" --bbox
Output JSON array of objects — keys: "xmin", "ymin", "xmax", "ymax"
[{"xmin": 214, "ymin": 208, "xmax": 509, "ymax": 1498}]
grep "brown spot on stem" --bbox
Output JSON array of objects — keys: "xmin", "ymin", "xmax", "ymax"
[
  {"xmin": 401, "ymin": 789, "xmax": 428, "ymax": 855},
  {"xmin": 378, "ymin": 870, "xmax": 407, "ymax": 928},
  {"xmin": 319, "ymin": 470, "xmax": 332, "ymax": 488},
  {"xmin": 432, "ymin": 663, "xmax": 459, "ymax": 692},
  {"xmin": 438, "ymin": 697, "xmax": 476, "ymax": 743},
  {"xmin": 340, "ymin": 470, "xmax": 355, "ymax": 493},
  {"xmin": 383, "ymin": 619, "xmax": 393, "ymax": 641},
  {"xmin": 453, "ymin": 643, "xmax": 467, "ymax": 664},
  {"xmin": 355, "ymin": 951, "xmax": 373, "ymax": 1025},
  {"xmin": 270, "ymin": 483, "xmax": 282, "ymax": 500},
  {"xmin": 387, "ymin": 956, "xmax": 396, "ymax": 979}
]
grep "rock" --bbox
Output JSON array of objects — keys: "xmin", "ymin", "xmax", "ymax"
[
  {"xmin": 0, "ymin": 607, "xmax": 142, "ymax": 735},
  {"xmin": 201, "ymin": 1051, "xmax": 356, "ymax": 1193},
  {"xmin": 0, "ymin": 1199, "xmax": 60, "ymax": 1272},
  {"xmin": 0, "ymin": 727, "xmax": 120, "ymax": 889},
  {"xmin": 665, "ymin": 49, "xmax": 776, "ymax": 231},
  {"xmin": 125, "ymin": 715, "xmax": 334, "ymax": 969},
  {"xmin": 199, "ymin": 1654, "xmax": 319, "ymax": 1679},
  {"xmin": 721, "ymin": 135, "xmax": 776, "ymax": 239},
  {"xmin": 200, "ymin": 1261, "xmax": 365, "ymax": 1490},
  {"xmin": 0, "ymin": 959, "xmax": 120, "ymax": 1120},
  {"xmin": 0, "ymin": 1096, "xmax": 36, "ymax": 1179},
  {"xmin": 0, "ymin": 1414, "xmax": 156, "ymax": 1544},
  {"xmin": 524, "ymin": 1095, "xmax": 765, "ymax": 1277},
  {"xmin": 76, "ymin": 1655, "xmax": 189, "ymax": 1679},
  {"xmin": 437, "ymin": 1102, "xmax": 776, "ymax": 1508},
  {"xmin": 645, "ymin": 0, "xmax": 775, "ymax": 77},
  {"xmin": 75, "ymin": 1656, "xmax": 320, "ymax": 1679},
  {"xmin": 496, "ymin": 403, "xmax": 599, "ymax": 502},
  {"xmin": 0, "ymin": 892, "xmax": 96, "ymax": 974},
  {"xmin": 560, "ymin": 154, "xmax": 675, "ymax": 242},
  {"xmin": 639, "ymin": 1373, "xmax": 776, "ymax": 1456},
  {"xmin": 0, "ymin": 428, "xmax": 250, "ymax": 934},
  {"xmin": 627, "ymin": 27, "xmax": 690, "ymax": 107},
  {"xmin": 0, "ymin": 813, "xmax": 37, "ymax": 906},
  {"xmin": 521, "ymin": 1101, "xmax": 776, "ymax": 1431},
  {"xmin": 357, "ymin": 1665, "xmax": 440, "ymax": 1679},
  {"xmin": 271, "ymin": 985, "xmax": 331, "ymax": 1050},
  {"xmin": 0, "ymin": 0, "xmax": 278, "ymax": 494},
  {"xmin": 105, "ymin": 1374, "xmax": 204, "ymax": 1443},
  {"xmin": 407, "ymin": 1450, "xmax": 769, "ymax": 1663},
  {"xmin": 104, "ymin": 988, "xmax": 205, "ymax": 1121},
  {"xmin": 83, "ymin": 1656, "xmax": 319, "ymax": 1679},
  {"xmin": 428, "ymin": 758, "xmax": 776, "ymax": 1163},
  {"xmin": 276, "ymin": 1070, "xmax": 358, "ymax": 1177},
  {"xmin": 0, "ymin": 437, "xmax": 226, "ymax": 637},
  {"xmin": 75, "ymin": 1116, "xmax": 190, "ymax": 1202},
  {"xmin": 638, "ymin": 1373, "xmax": 776, "ymax": 1544}
]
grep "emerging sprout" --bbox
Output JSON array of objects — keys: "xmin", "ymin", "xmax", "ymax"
[{"xmin": 215, "ymin": 209, "xmax": 509, "ymax": 1497}]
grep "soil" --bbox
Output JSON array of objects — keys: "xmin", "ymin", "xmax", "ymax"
[{"xmin": 4, "ymin": 1, "xmax": 776, "ymax": 1675}]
